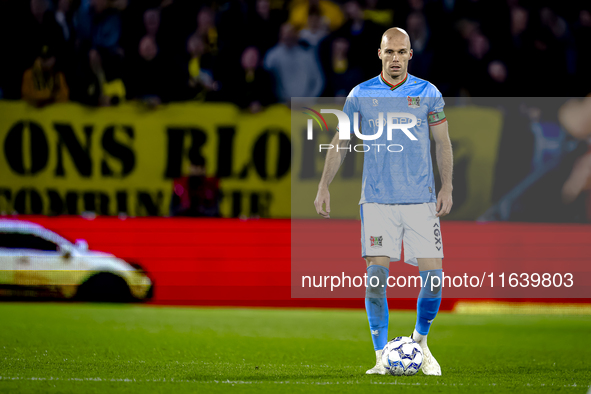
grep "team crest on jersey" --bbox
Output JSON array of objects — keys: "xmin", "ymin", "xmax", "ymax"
[
  {"xmin": 370, "ymin": 236, "xmax": 383, "ymax": 248},
  {"xmin": 407, "ymin": 96, "xmax": 421, "ymax": 108},
  {"xmin": 372, "ymin": 99, "xmax": 379, "ymax": 106}
]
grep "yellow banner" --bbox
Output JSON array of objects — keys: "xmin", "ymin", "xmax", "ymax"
[{"xmin": 0, "ymin": 101, "xmax": 291, "ymax": 218}]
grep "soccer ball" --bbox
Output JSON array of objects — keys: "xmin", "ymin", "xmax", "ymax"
[{"xmin": 381, "ymin": 336, "xmax": 423, "ymax": 376}]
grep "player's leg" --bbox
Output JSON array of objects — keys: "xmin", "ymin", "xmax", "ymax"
[
  {"xmin": 414, "ymin": 258, "xmax": 443, "ymax": 337},
  {"xmin": 400, "ymin": 203, "xmax": 443, "ymax": 375},
  {"xmin": 365, "ymin": 256, "xmax": 390, "ymax": 374},
  {"xmin": 413, "ymin": 258, "xmax": 442, "ymax": 375},
  {"xmin": 360, "ymin": 203, "xmax": 402, "ymax": 375}
]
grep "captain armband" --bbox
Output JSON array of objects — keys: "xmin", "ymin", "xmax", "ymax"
[{"xmin": 427, "ymin": 111, "xmax": 447, "ymax": 126}]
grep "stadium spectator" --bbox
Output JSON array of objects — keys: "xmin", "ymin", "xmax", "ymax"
[
  {"xmin": 363, "ymin": 0, "xmax": 393, "ymax": 27},
  {"xmin": 29, "ymin": 0, "xmax": 64, "ymax": 46},
  {"xmin": 321, "ymin": 37, "xmax": 363, "ymax": 97},
  {"xmin": 245, "ymin": 0, "xmax": 284, "ymax": 55},
  {"xmin": 21, "ymin": 44, "xmax": 69, "ymax": 106},
  {"xmin": 510, "ymin": 6, "xmax": 531, "ymax": 47},
  {"xmin": 573, "ymin": 9, "xmax": 591, "ymax": 97},
  {"xmin": 488, "ymin": 60, "xmax": 507, "ymax": 83},
  {"xmin": 329, "ymin": 0, "xmax": 382, "ymax": 81},
  {"xmin": 231, "ymin": 46, "xmax": 275, "ymax": 112},
  {"xmin": 194, "ymin": 7, "xmax": 218, "ymax": 57},
  {"xmin": 460, "ymin": 30, "xmax": 493, "ymax": 96},
  {"xmin": 523, "ymin": 7, "xmax": 574, "ymax": 96},
  {"xmin": 405, "ymin": 11, "xmax": 433, "ymax": 79},
  {"xmin": 73, "ymin": 0, "xmax": 122, "ymax": 58},
  {"xmin": 216, "ymin": 0, "xmax": 249, "ymax": 52},
  {"xmin": 71, "ymin": 0, "xmax": 124, "ymax": 105},
  {"xmin": 55, "ymin": 0, "xmax": 74, "ymax": 43},
  {"xmin": 288, "ymin": 0, "xmax": 344, "ymax": 32},
  {"xmin": 143, "ymin": 8, "xmax": 160, "ymax": 39},
  {"xmin": 54, "ymin": 0, "xmax": 79, "ymax": 94},
  {"xmin": 506, "ymin": 6, "xmax": 535, "ymax": 95},
  {"xmin": 299, "ymin": 6, "xmax": 330, "ymax": 47},
  {"xmin": 125, "ymin": 35, "xmax": 165, "ymax": 107},
  {"xmin": 22, "ymin": 0, "xmax": 65, "ymax": 75},
  {"xmin": 264, "ymin": 23, "xmax": 324, "ymax": 103},
  {"xmin": 540, "ymin": 7, "xmax": 575, "ymax": 77},
  {"xmin": 184, "ymin": 34, "xmax": 217, "ymax": 101}
]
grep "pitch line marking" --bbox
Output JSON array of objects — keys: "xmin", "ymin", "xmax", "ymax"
[{"xmin": 0, "ymin": 376, "xmax": 588, "ymax": 388}]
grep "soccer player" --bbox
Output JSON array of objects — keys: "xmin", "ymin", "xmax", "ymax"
[{"xmin": 314, "ymin": 28, "xmax": 453, "ymax": 376}]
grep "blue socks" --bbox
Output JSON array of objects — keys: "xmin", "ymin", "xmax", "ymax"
[
  {"xmin": 365, "ymin": 265, "xmax": 389, "ymax": 351},
  {"xmin": 366, "ymin": 266, "xmax": 442, "ymax": 349},
  {"xmin": 415, "ymin": 269, "xmax": 442, "ymax": 336}
]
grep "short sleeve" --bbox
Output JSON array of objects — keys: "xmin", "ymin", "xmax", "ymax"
[
  {"xmin": 427, "ymin": 88, "xmax": 446, "ymax": 126},
  {"xmin": 342, "ymin": 87, "xmax": 360, "ymax": 134}
]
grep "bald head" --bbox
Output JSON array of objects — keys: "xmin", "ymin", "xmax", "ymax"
[
  {"xmin": 378, "ymin": 27, "xmax": 413, "ymax": 82},
  {"xmin": 380, "ymin": 28, "xmax": 411, "ymax": 50}
]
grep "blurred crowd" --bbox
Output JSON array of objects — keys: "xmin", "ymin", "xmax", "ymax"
[{"xmin": 0, "ymin": 0, "xmax": 589, "ymax": 109}]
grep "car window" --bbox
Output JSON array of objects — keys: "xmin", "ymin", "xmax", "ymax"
[{"xmin": 0, "ymin": 232, "xmax": 59, "ymax": 251}]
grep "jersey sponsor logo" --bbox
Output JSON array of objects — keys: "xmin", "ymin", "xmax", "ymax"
[
  {"xmin": 372, "ymin": 99, "xmax": 379, "ymax": 106},
  {"xmin": 407, "ymin": 96, "xmax": 421, "ymax": 108},
  {"xmin": 368, "ymin": 115, "xmax": 423, "ymax": 129},
  {"xmin": 370, "ymin": 235, "xmax": 383, "ymax": 248},
  {"xmin": 433, "ymin": 223, "xmax": 442, "ymax": 251}
]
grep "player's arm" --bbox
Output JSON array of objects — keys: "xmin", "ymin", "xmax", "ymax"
[
  {"xmin": 558, "ymin": 98, "xmax": 591, "ymax": 203},
  {"xmin": 431, "ymin": 120, "xmax": 453, "ymax": 217},
  {"xmin": 314, "ymin": 131, "xmax": 350, "ymax": 218},
  {"xmin": 558, "ymin": 97, "xmax": 591, "ymax": 140}
]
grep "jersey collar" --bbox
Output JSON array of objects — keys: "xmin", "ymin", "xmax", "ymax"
[{"xmin": 380, "ymin": 72, "xmax": 408, "ymax": 91}]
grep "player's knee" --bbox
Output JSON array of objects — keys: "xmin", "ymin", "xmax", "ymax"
[
  {"xmin": 426, "ymin": 270, "xmax": 442, "ymax": 297},
  {"xmin": 429, "ymin": 278, "xmax": 442, "ymax": 297},
  {"xmin": 366, "ymin": 265, "xmax": 388, "ymax": 298}
]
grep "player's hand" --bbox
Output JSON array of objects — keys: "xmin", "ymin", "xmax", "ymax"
[
  {"xmin": 314, "ymin": 187, "xmax": 331, "ymax": 218},
  {"xmin": 436, "ymin": 187, "xmax": 453, "ymax": 217}
]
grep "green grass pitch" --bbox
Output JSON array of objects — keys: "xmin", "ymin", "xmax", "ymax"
[{"xmin": 0, "ymin": 303, "xmax": 590, "ymax": 393}]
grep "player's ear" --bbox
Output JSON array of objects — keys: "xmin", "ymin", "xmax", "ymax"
[
  {"xmin": 409, "ymin": 49, "xmax": 413, "ymax": 60},
  {"xmin": 378, "ymin": 48, "xmax": 382, "ymax": 59}
]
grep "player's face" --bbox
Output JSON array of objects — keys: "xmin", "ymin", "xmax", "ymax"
[{"xmin": 378, "ymin": 37, "xmax": 412, "ymax": 79}]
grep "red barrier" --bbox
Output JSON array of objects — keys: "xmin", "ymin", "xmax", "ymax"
[{"xmin": 5, "ymin": 216, "xmax": 591, "ymax": 309}]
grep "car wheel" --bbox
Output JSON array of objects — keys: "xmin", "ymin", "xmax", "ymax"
[{"xmin": 76, "ymin": 273, "xmax": 132, "ymax": 303}]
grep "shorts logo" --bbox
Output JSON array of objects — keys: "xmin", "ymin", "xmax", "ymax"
[
  {"xmin": 407, "ymin": 96, "xmax": 420, "ymax": 108},
  {"xmin": 372, "ymin": 99, "xmax": 379, "ymax": 106},
  {"xmin": 433, "ymin": 223, "xmax": 442, "ymax": 251},
  {"xmin": 370, "ymin": 236, "xmax": 383, "ymax": 248}
]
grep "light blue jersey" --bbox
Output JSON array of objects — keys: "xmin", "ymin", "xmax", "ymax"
[{"xmin": 343, "ymin": 73, "xmax": 446, "ymax": 204}]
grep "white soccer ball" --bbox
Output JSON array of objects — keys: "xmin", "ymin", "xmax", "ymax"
[{"xmin": 381, "ymin": 336, "xmax": 423, "ymax": 376}]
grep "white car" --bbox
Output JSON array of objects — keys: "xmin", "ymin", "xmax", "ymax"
[{"xmin": 0, "ymin": 219, "xmax": 153, "ymax": 301}]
